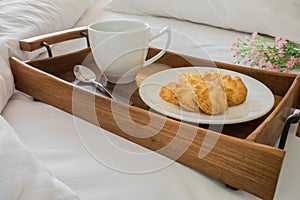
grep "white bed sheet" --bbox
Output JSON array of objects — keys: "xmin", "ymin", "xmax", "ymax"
[
  {"xmin": 2, "ymin": 1, "xmax": 300, "ymax": 199},
  {"xmin": 56, "ymin": 1, "xmax": 251, "ymax": 65}
]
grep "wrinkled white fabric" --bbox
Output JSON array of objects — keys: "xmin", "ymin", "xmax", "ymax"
[
  {"xmin": 0, "ymin": 0, "xmax": 94, "ymax": 112},
  {"xmin": 106, "ymin": 0, "xmax": 300, "ymax": 44},
  {"xmin": 0, "ymin": 116, "xmax": 79, "ymax": 200}
]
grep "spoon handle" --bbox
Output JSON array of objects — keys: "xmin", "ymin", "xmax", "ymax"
[{"xmin": 92, "ymin": 80, "xmax": 132, "ymax": 105}]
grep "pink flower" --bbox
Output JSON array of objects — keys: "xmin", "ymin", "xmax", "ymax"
[
  {"xmin": 234, "ymin": 50, "xmax": 241, "ymax": 57},
  {"xmin": 251, "ymin": 47, "xmax": 257, "ymax": 54},
  {"xmin": 248, "ymin": 42, "xmax": 253, "ymax": 48},
  {"xmin": 252, "ymin": 32, "xmax": 258, "ymax": 41},
  {"xmin": 231, "ymin": 32, "xmax": 299, "ymax": 73},
  {"xmin": 267, "ymin": 61, "xmax": 273, "ymax": 68},
  {"xmin": 286, "ymin": 56, "xmax": 297, "ymax": 68},
  {"xmin": 275, "ymin": 36, "xmax": 281, "ymax": 42},
  {"xmin": 259, "ymin": 59, "xmax": 267, "ymax": 66},
  {"xmin": 258, "ymin": 50, "xmax": 264, "ymax": 56},
  {"xmin": 290, "ymin": 56, "xmax": 297, "ymax": 63},
  {"xmin": 269, "ymin": 51, "xmax": 275, "ymax": 58},
  {"xmin": 245, "ymin": 54, "xmax": 250, "ymax": 60},
  {"xmin": 231, "ymin": 41, "xmax": 237, "ymax": 48},
  {"xmin": 282, "ymin": 36, "xmax": 288, "ymax": 44},
  {"xmin": 286, "ymin": 60, "xmax": 294, "ymax": 68},
  {"xmin": 282, "ymin": 40, "xmax": 288, "ymax": 45},
  {"xmin": 282, "ymin": 69, "xmax": 291, "ymax": 73},
  {"xmin": 273, "ymin": 66, "xmax": 280, "ymax": 72},
  {"xmin": 264, "ymin": 43, "xmax": 269, "ymax": 49},
  {"xmin": 269, "ymin": 64, "xmax": 280, "ymax": 72},
  {"xmin": 277, "ymin": 42, "xmax": 283, "ymax": 49},
  {"xmin": 231, "ymin": 37, "xmax": 239, "ymax": 48},
  {"xmin": 278, "ymin": 49, "xmax": 285, "ymax": 57}
]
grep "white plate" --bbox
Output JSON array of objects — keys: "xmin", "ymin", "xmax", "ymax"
[{"xmin": 139, "ymin": 67, "xmax": 274, "ymax": 124}]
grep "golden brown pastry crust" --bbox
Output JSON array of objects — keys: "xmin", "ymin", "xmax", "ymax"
[
  {"xmin": 179, "ymin": 72, "xmax": 204, "ymax": 86},
  {"xmin": 158, "ymin": 70, "xmax": 247, "ymax": 115},
  {"xmin": 221, "ymin": 74, "xmax": 248, "ymax": 106},
  {"xmin": 174, "ymin": 84, "xmax": 199, "ymax": 111},
  {"xmin": 194, "ymin": 81, "xmax": 228, "ymax": 115},
  {"xmin": 159, "ymin": 82, "xmax": 180, "ymax": 105},
  {"xmin": 202, "ymin": 70, "xmax": 223, "ymax": 85}
]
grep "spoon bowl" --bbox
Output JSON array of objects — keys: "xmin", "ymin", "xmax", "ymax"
[
  {"xmin": 73, "ymin": 65, "xmax": 132, "ymax": 105},
  {"xmin": 73, "ymin": 65, "xmax": 97, "ymax": 83}
]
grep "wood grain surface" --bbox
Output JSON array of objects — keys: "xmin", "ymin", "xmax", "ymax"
[{"xmin": 19, "ymin": 26, "xmax": 88, "ymax": 51}]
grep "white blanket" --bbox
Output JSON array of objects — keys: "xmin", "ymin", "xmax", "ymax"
[
  {"xmin": 0, "ymin": 0, "xmax": 94, "ymax": 112},
  {"xmin": 0, "ymin": 116, "xmax": 79, "ymax": 200},
  {"xmin": 0, "ymin": 0, "xmax": 94, "ymax": 199}
]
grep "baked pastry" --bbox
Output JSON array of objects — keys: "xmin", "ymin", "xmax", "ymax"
[
  {"xmin": 202, "ymin": 70, "xmax": 223, "ymax": 85},
  {"xmin": 159, "ymin": 82, "xmax": 180, "ymax": 105},
  {"xmin": 158, "ymin": 70, "xmax": 247, "ymax": 115},
  {"xmin": 194, "ymin": 81, "xmax": 228, "ymax": 115},
  {"xmin": 221, "ymin": 74, "xmax": 248, "ymax": 106},
  {"xmin": 178, "ymin": 72, "xmax": 204, "ymax": 86},
  {"xmin": 174, "ymin": 84, "xmax": 199, "ymax": 111}
]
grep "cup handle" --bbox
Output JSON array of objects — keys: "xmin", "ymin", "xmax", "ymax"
[{"xmin": 143, "ymin": 26, "xmax": 171, "ymax": 67}]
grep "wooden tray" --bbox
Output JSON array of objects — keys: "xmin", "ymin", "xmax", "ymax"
[{"xmin": 10, "ymin": 27, "xmax": 300, "ymax": 200}]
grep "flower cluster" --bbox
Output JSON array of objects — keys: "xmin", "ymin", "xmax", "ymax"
[{"xmin": 231, "ymin": 32, "xmax": 300, "ymax": 73}]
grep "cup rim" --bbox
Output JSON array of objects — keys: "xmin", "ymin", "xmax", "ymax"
[{"xmin": 88, "ymin": 19, "xmax": 150, "ymax": 33}]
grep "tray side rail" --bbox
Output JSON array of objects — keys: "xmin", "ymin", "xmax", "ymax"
[{"xmin": 19, "ymin": 26, "xmax": 89, "ymax": 52}]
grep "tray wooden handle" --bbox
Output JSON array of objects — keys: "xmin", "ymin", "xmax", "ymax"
[{"xmin": 19, "ymin": 26, "xmax": 88, "ymax": 52}]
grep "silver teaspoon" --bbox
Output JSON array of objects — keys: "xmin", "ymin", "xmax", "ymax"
[{"xmin": 73, "ymin": 65, "xmax": 132, "ymax": 105}]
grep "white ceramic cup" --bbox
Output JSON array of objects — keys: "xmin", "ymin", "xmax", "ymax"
[{"xmin": 88, "ymin": 19, "xmax": 171, "ymax": 84}]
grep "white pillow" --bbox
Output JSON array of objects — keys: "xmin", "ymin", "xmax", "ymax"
[
  {"xmin": 0, "ymin": 0, "xmax": 95, "ymax": 112},
  {"xmin": 0, "ymin": 116, "xmax": 79, "ymax": 200},
  {"xmin": 106, "ymin": 0, "xmax": 300, "ymax": 44}
]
